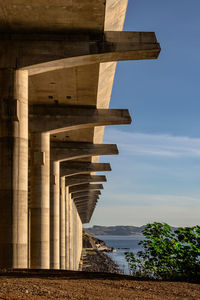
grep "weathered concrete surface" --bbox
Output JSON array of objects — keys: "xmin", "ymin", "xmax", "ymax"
[
  {"xmin": 74, "ymin": 198, "xmax": 99, "ymax": 204},
  {"xmin": 29, "ymin": 106, "xmax": 131, "ymax": 133},
  {"xmin": 60, "ymin": 177, "xmax": 66, "ymax": 269},
  {"xmin": 68, "ymin": 195, "xmax": 73, "ymax": 270},
  {"xmin": 75, "ymin": 202, "xmax": 98, "ymax": 213},
  {"xmin": 61, "ymin": 162, "xmax": 111, "ymax": 177},
  {"xmin": 51, "ymin": 142, "xmax": 118, "ymax": 162},
  {"xmin": 65, "ymin": 187, "xmax": 70, "ymax": 270},
  {"xmin": 93, "ymin": 0, "xmax": 129, "ymax": 150},
  {"xmin": 0, "ymin": 69, "xmax": 28, "ymax": 268},
  {"xmin": 0, "ymin": 32, "xmax": 160, "ymax": 74},
  {"xmin": 0, "ymin": 1, "xmax": 106, "ymax": 33},
  {"xmin": 65, "ymin": 175, "xmax": 107, "ymax": 187},
  {"xmin": 72, "ymin": 191, "xmax": 101, "ymax": 199},
  {"xmin": 30, "ymin": 132, "xmax": 50, "ymax": 269},
  {"xmin": 50, "ymin": 161, "xmax": 60, "ymax": 269},
  {"xmin": 69, "ymin": 184, "xmax": 104, "ymax": 194}
]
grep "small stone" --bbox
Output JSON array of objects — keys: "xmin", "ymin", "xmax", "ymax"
[{"xmin": 25, "ymin": 290, "xmax": 29, "ymax": 294}]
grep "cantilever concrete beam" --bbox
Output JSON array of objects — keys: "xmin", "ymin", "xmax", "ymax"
[
  {"xmin": 0, "ymin": 31, "xmax": 160, "ymax": 74},
  {"xmin": 75, "ymin": 203, "xmax": 98, "ymax": 210},
  {"xmin": 75, "ymin": 204, "xmax": 98, "ymax": 211},
  {"xmin": 74, "ymin": 196, "xmax": 99, "ymax": 203},
  {"xmin": 83, "ymin": 206, "xmax": 97, "ymax": 223},
  {"xmin": 29, "ymin": 106, "xmax": 131, "ymax": 134},
  {"xmin": 78, "ymin": 207, "xmax": 96, "ymax": 217},
  {"xmin": 72, "ymin": 191, "xmax": 101, "ymax": 199},
  {"xmin": 75, "ymin": 201, "xmax": 98, "ymax": 206},
  {"xmin": 60, "ymin": 162, "xmax": 111, "ymax": 177},
  {"xmin": 51, "ymin": 142, "xmax": 118, "ymax": 162},
  {"xmin": 69, "ymin": 184, "xmax": 103, "ymax": 194},
  {"xmin": 76, "ymin": 198, "xmax": 98, "ymax": 205},
  {"xmin": 65, "ymin": 175, "xmax": 106, "ymax": 187},
  {"xmin": 76, "ymin": 203, "xmax": 96, "ymax": 210},
  {"xmin": 80, "ymin": 206, "xmax": 96, "ymax": 213},
  {"xmin": 76, "ymin": 206, "xmax": 97, "ymax": 214}
]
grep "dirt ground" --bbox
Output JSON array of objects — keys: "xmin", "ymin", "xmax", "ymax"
[{"xmin": 0, "ymin": 270, "xmax": 200, "ymax": 300}]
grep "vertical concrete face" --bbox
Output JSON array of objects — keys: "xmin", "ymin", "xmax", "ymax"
[
  {"xmin": 50, "ymin": 160, "xmax": 60, "ymax": 269},
  {"xmin": 75, "ymin": 210, "xmax": 80, "ymax": 270},
  {"xmin": 77, "ymin": 214, "xmax": 83, "ymax": 268},
  {"xmin": 69, "ymin": 194, "xmax": 74, "ymax": 270},
  {"xmin": 64, "ymin": 187, "xmax": 83, "ymax": 271},
  {"xmin": 0, "ymin": 69, "xmax": 28, "ymax": 268},
  {"xmin": 71, "ymin": 204, "xmax": 81, "ymax": 271},
  {"xmin": 73, "ymin": 206, "xmax": 77, "ymax": 270},
  {"xmin": 60, "ymin": 176, "xmax": 66, "ymax": 269},
  {"xmin": 65, "ymin": 186, "xmax": 70, "ymax": 270},
  {"xmin": 72, "ymin": 203, "xmax": 75, "ymax": 270},
  {"xmin": 30, "ymin": 132, "xmax": 50, "ymax": 269}
]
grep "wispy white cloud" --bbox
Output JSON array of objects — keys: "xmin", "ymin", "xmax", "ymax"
[{"xmin": 104, "ymin": 129, "xmax": 200, "ymax": 158}]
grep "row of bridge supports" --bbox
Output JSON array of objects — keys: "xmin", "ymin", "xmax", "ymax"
[
  {"xmin": 0, "ymin": 68, "xmax": 129, "ymax": 269},
  {"xmin": 0, "ymin": 31, "xmax": 160, "ymax": 269}
]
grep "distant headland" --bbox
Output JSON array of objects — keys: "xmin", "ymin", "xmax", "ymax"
[{"xmin": 84, "ymin": 225, "xmax": 146, "ymax": 236}]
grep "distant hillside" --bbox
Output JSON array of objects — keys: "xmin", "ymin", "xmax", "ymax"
[{"xmin": 85, "ymin": 225, "xmax": 146, "ymax": 236}]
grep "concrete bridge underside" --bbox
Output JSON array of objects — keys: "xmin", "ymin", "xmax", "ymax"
[{"xmin": 0, "ymin": 1, "xmax": 160, "ymax": 270}]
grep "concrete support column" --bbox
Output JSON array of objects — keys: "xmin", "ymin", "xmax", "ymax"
[
  {"xmin": 73, "ymin": 206, "xmax": 77, "ymax": 270},
  {"xmin": 71, "ymin": 204, "xmax": 80, "ymax": 271},
  {"xmin": 50, "ymin": 160, "xmax": 60, "ymax": 269},
  {"xmin": 60, "ymin": 176, "xmax": 65, "ymax": 269},
  {"xmin": 76, "ymin": 210, "xmax": 80, "ymax": 270},
  {"xmin": 65, "ymin": 186, "xmax": 70, "ymax": 270},
  {"xmin": 30, "ymin": 132, "xmax": 50, "ymax": 269},
  {"xmin": 78, "ymin": 214, "xmax": 82, "ymax": 267},
  {"xmin": 0, "ymin": 69, "xmax": 28, "ymax": 268},
  {"xmin": 69, "ymin": 194, "xmax": 73, "ymax": 270}
]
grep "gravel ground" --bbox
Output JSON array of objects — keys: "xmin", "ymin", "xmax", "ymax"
[{"xmin": 0, "ymin": 270, "xmax": 200, "ymax": 300}]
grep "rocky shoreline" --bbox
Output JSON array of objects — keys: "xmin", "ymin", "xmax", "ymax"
[
  {"xmin": 82, "ymin": 249, "xmax": 120, "ymax": 273},
  {"xmin": 82, "ymin": 231, "xmax": 121, "ymax": 274}
]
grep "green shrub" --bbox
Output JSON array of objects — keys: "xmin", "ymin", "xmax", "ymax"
[{"xmin": 125, "ymin": 222, "xmax": 200, "ymax": 281}]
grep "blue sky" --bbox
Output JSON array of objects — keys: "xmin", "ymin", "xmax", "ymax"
[{"xmin": 87, "ymin": 0, "xmax": 200, "ymax": 227}]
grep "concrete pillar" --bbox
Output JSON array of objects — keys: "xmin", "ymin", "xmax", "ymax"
[
  {"xmin": 50, "ymin": 161, "xmax": 60, "ymax": 269},
  {"xmin": 30, "ymin": 132, "xmax": 50, "ymax": 269},
  {"xmin": 64, "ymin": 190, "xmax": 82, "ymax": 271},
  {"xmin": 78, "ymin": 214, "xmax": 83, "ymax": 268},
  {"xmin": 65, "ymin": 186, "xmax": 70, "ymax": 270},
  {"xmin": 69, "ymin": 194, "xmax": 73, "ymax": 270},
  {"xmin": 0, "ymin": 69, "xmax": 28, "ymax": 268},
  {"xmin": 77, "ymin": 214, "xmax": 80, "ymax": 267},
  {"xmin": 73, "ymin": 206, "xmax": 77, "ymax": 270},
  {"xmin": 60, "ymin": 176, "xmax": 65, "ymax": 269},
  {"xmin": 76, "ymin": 210, "xmax": 80, "ymax": 270},
  {"xmin": 71, "ymin": 204, "xmax": 81, "ymax": 271}
]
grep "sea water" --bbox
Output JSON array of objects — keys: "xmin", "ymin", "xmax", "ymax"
[{"xmin": 95, "ymin": 235, "xmax": 144, "ymax": 275}]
